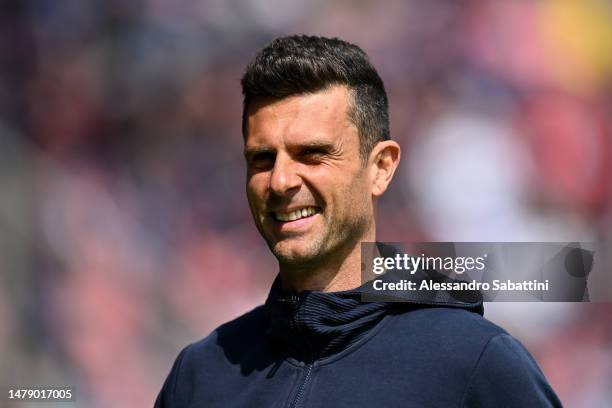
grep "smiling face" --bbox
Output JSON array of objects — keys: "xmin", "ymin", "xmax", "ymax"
[{"xmin": 244, "ymin": 86, "xmax": 375, "ymax": 269}]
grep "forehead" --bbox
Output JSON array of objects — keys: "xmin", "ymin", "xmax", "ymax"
[{"xmin": 245, "ymin": 85, "xmax": 355, "ymax": 147}]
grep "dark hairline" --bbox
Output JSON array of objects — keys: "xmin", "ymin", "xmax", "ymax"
[{"xmin": 240, "ymin": 35, "xmax": 390, "ymax": 162}]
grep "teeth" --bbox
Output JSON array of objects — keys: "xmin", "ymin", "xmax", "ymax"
[{"xmin": 275, "ymin": 207, "xmax": 318, "ymax": 222}]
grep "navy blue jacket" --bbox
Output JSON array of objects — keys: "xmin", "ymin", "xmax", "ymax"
[{"xmin": 155, "ymin": 273, "xmax": 562, "ymax": 407}]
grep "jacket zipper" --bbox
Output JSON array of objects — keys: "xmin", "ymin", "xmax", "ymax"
[
  {"xmin": 290, "ymin": 363, "xmax": 313, "ymax": 408},
  {"xmin": 280, "ymin": 293, "xmax": 315, "ymax": 408}
]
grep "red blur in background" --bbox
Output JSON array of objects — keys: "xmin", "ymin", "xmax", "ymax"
[{"xmin": 0, "ymin": 0, "xmax": 610, "ymax": 406}]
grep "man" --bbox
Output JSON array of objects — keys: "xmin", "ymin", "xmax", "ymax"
[{"xmin": 155, "ymin": 35, "xmax": 562, "ymax": 407}]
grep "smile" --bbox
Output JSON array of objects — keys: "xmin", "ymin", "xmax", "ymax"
[{"xmin": 273, "ymin": 206, "xmax": 320, "ymax": 222}]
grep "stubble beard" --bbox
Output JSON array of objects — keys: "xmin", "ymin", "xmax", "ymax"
[{"xmin": 269, "ymin": 209, "xmax": 372, "ymax": 274}]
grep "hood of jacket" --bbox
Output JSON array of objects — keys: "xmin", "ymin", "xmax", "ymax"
[{"xmin": 264, "ymin": 243, "xmax": 484, "ymax": 362}]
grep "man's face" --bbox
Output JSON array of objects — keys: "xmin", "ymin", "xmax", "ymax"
[{"xmin": 244, "ymin": 86, "xmax": 375, "ymax": 267}]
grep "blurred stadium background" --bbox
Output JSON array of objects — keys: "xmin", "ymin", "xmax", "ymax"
[{"xmin": 0, "ymin": 0, "xmax": 611, "ymax": 406}]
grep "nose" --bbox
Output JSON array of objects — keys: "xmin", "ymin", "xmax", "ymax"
[{"xmin": 269, "ymin": 153, "xmax": 302, "ymax": 196}]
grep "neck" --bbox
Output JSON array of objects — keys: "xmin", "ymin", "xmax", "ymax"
[{"xmin": 279, "ymin": 226, "xmax": 376, "ymax": 293}]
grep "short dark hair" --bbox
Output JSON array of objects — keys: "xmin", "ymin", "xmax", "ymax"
[{"xmin": 241, "ymin": 35, "xmax": 390, "ymax": 161}]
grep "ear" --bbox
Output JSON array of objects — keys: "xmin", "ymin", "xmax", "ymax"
[{"xmin": 368, "ymin": 140, "xmax": 401, "ymax": 197}]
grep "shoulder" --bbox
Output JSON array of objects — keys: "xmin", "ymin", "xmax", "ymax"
[
  {"xmin": 460, "ymin": 332, "xmax": 562, "ymax": 407},
  {"xmin": 373, "ymin": 306, "xmax": 506, "ymax": 372},
  {"xmin": 382, "ymin": 307, "xmax": 561, "ymax": 406},
  {"xmin": 155, "ymin": 305, "xmax": 268, "ymax": 406},
  {"xmin": 388, "ymin": 306, "xmax": 507, "ymax": 348},
  {"xmin": 183, "ymin": 304, "xmax": 268, "ymax": 364}
]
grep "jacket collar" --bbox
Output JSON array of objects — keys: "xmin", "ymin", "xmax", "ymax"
[
  {"xmin": 264, "ymin": 276, "xmax": 388, "ymax": 362},
  {"xmin": 264, "ymin": 243, "xmax": 484, "ymax": 362}
]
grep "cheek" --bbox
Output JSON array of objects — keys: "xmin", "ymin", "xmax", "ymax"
[
  {"xmin": 246, "ymin": 175, "xmax": 269, "ymax": 206},
  {"xmin": 318, "ymin": 170, "xmax": 370, "ymax": 212},
  {"xmin": 344, "ymin": 173, "xmax": 372, "ymax": 211}
]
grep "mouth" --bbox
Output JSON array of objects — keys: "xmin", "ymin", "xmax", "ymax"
[{"xmin": 272, "ymin": 206, "xmax": 321, "ymax": 222}]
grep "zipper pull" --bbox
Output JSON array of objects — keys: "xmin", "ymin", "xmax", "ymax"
[{"xmin": 277, "ymin": 294, "xmax": 299, "ymax": 309}]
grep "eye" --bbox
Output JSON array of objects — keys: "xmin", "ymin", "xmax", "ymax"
[
  {"xmin": 299, "ymin": 148, "xmax": 327, "ymax": 163},
  {"xmin": 248, "ymin": 152, "xmax": 276, "ymax": 171}
]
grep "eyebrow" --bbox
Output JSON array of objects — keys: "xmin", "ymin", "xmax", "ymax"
[
  {"xmin": 243, "ymin": 139, "xmax": 338, "ymax": 160},
  {"xmin": 294, "ymin": 140, "xmax": 336, "ymax": 151},
  {"xmin": 243, "ymin": 146, "xmax": 275, "ymax": 160}
]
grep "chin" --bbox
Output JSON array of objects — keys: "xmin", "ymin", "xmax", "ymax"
[{"xmin": 271, "ymin": 239, "xmax": 322, "ymax": 265}]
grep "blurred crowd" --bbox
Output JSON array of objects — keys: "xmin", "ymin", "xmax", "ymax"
[{"xmin": 0, "ymin": 0, "xmax": 610, "ymax": 406}]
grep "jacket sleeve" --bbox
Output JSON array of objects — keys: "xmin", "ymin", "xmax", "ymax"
[
  {"xmin": 154, "ymin": 345, "xmax": 191, "ymax": 408},
  {"xmin": 461, "ymin": 333, "xmax": 563, "ymax": 407}
]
